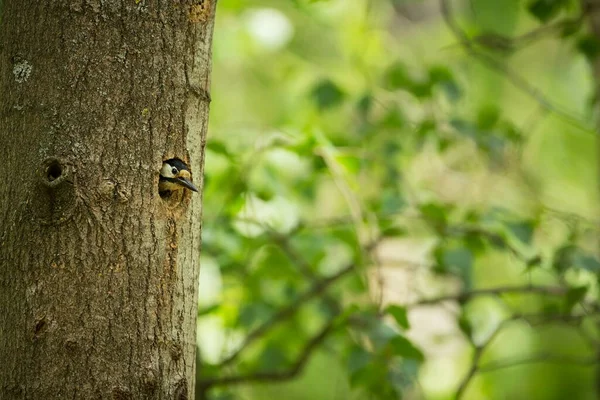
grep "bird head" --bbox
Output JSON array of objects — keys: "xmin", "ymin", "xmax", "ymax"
[{"xmin": 159, "ymin": 159, "xmax": 198, "ymax": 193}]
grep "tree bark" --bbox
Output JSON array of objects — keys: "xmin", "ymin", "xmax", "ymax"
[{"xmin": 0, "ymin": 1, "xmax": 215, "ymax": 398}]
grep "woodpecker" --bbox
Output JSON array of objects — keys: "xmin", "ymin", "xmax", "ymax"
[{"xmin": 159, "ymin": 158, "xmax": 198, "ymax": 194}]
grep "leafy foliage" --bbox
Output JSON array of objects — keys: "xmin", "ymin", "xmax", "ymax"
[{"xmin": 197, "ymin": 0, "xmax": 600, "ymax": 399}]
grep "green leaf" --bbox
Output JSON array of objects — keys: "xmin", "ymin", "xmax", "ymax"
[
  {"xmin": 429, "ymin": 65, "xmax": 461, "ymax": 100},
  {"xmin": 477, "ymin": 105, "xmax": 500, "ymax": 130},
  {"xmin": 334, "ymin": 154, "xmax": 361, "ymax": 174},
  {"xmin": 410, "ymin": 82, "xmax": 432, "ymax": 99},
  {"xmin": 378, "ymin": 189, "xmax": 406, "ymax": 215},
  {"xmin": 577, "ymin": 35, "xmax": 600, "ymax": 61},
  {"xmin": 311, "ymin": 79, "xmax": 345, "ymax": 110},
  {"xmin": 505, "ymin": 220, "xmax": 535, "ymax": 245},
  {"xmin": 419, "ymin": 202, "xmax": 448, "ymax": 230},
  {"xmin": 347, "ymin": 346, "xmax": 372, "ymax": 374},
  {"xmin": 206, "ymin": 140, "xmax": 231, "ymax": 158},
  {"xmin": 450, "ymin": 118, "xmax": 478, "ymax": 138},
  {"xmin": 565, "ymin": 285, "xmax": 588, "ymax": 312},
  {"xmin": 380, "ymin": 108, "xmax": 405, "ymax": 129},
  {"xmin": 357, "ymin": 94, "xmax": 373, "ymax": 116},
  {"xmin": 428, "ymin": 65, "xmax": 453, "ymax": 83},
  {"xmin": 382, "ymin": 62, "xmax": 432, "ymax": 98},
  {"xmin": 527, "ymin": 0, "xmax": 568, "ymax": 22},
  {"xmin": 258, "ymin": 343, "xmax": 289, "ymax": 371},
  {"xmin": 416, "ymin": 118, "xmax": 437, "ymax": 139},
  {"xmin": 458, "ymin": 314, "xmax": 473, "ymax": 340},
  {"xmin": 350, "ymin": 361, "xmax": 386, "ymax": 389},
  {"xmin": 444, "ymin": 248, "xmax": 473, "ymax": 272},
  {"xmin": 387, "ymin": 335, "xmax": 424, "ymax": 361},
  {"xmin": 439, "ymin": 79, "xmax": 461, "ymax": 101},
  {"xmin": 386, "ymin": 305, "xmax": 410, "ymax": 329},
  {"xmin": 383, "ymin": 62, "xmax": 413, "ymax": 91},
  {"xmin": 574, "ymin": 252, "xmax": 600, "ymax": 272},
  {"xmin": 553, "ymin": 244, "xmax": 577, "ymax": 272},
  {"xmin": 237, "ymin": 302, "xmax": 273, "ymax": 327},
  {"xmin": 381, "ymin": 225, "xmax": 407, "ymax": 238},
  {"xmin": 197, "ymin": 304, "xmax": 220, "ymax": 317},
  {"xmin": 436, "ymin": 247, "xmax": 473, "ymax": 288},
  {"xmin": 464, "ymin": 230, "xmax": 486, "ymax": 255},
  {"xmin": 368, "ymin": 320, "xmax": 400, "ymax": 349}
]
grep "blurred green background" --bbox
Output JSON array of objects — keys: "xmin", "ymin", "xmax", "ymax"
[{"xmin": 196, "ymin": 0, "xmax": 600, "ymax": 399}]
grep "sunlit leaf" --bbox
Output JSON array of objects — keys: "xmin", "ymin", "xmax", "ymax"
[{"xmin": 334, "ymin": 154, "xmax": 361, "ymax": 174}]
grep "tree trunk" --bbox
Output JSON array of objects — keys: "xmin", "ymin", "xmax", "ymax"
[{"xmin": 0, "ymin": 1, "xmax": 215, "ymax": 398}]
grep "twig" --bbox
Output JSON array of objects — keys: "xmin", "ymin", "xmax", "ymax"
[
  {"xmin": 217, "ymin": 238, "xmax": 380, "ymax": 367},
  {"xmin": 271, "ymin": 233, "xmax": 341, "ymax": 313},
  {"xmin": 409, "ymin": 285, "xmax": 568, "ymax": 308},
  {"xmin": 470, "ymin": 14, "xmax": 584, "ymax": 53},
  {"xmin": 439, "ymin": 0, "xmax": 591, "ymax": 130},
  {"xmin": 478, "ymin": 353, "xmax": 599, "ymax": 373},
  {"xmin": 446, "ymin": 225, "xmax": 540, "ymax": 266},
  {"xmin": 453, "ymin": 309, "xmax": 600, "ymax": 399},
  {"xmin": 454, "ymin": 317, "xmax": 507, "ymax": 399}
]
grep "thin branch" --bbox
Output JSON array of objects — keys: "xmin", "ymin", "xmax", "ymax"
[
  {"xmin": 271, "ymin": 233, "xmax": 322, "ymax": 281},
  {"xmin": 271, "ymin": 233, "xmax": 341, "ymax": 313},
  {"xmin": 217, "ymin": 239, "xmax": 380, "ymax": 367},
  {"xmin": 439, "ymin": 0, "xmax": 591, "ymax": 130},
  {"xmin": 453, "ymin": 309, "xmax": 600, "ymax": 399},
  {"xmin": 199, "ymin": 317, "xmax": 341, "ymax": 388},
  {"xmin": 454, "ymin": 317, "xmax": 507, "ymax": 399},
  {"xmin": 409, "ymin": 285, "xmax": 568, "ymax": 308},
  {"xmin": 470, "ymin": 14, "xmax": 585, "ymax": 53},
  {"xmin": 447, "ymin": 225, "xmax": 541, "ymax": 266},
  {"xmin": 478, "ymin": 353, "xmax": 599, "ymax": 373}
]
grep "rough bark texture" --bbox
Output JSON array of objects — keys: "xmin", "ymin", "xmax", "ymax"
[{"xmin": 0, "ymin": 1, "xmax": 215, "ymax": 398}]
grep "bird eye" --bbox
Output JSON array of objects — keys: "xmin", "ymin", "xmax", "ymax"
[{"xmin": 171, "ymin": 167, "xmax": 178, "ymax": 175}]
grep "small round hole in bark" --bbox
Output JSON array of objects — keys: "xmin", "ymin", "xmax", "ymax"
[{"xmin": 46, "ymin": 160, "xmax": 63, "ymax": 182}]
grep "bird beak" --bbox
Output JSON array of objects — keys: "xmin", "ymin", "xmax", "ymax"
[{"xmin": 176, "ymin": 177, "xmax": 198, "ymax": 192}]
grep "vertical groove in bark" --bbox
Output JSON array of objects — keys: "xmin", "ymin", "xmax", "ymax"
[{"xmin": 0, "ymin": 1, "xmax": 216, "ymax": 398}]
